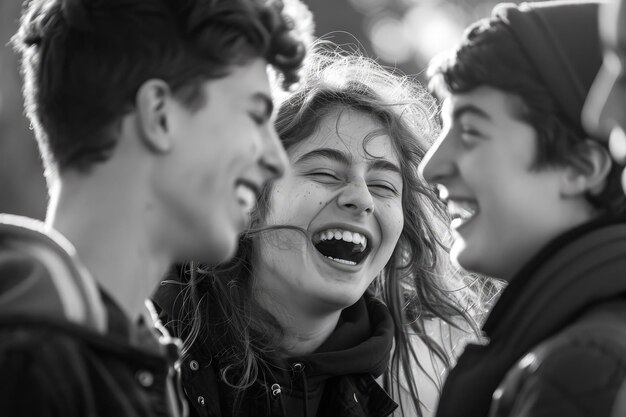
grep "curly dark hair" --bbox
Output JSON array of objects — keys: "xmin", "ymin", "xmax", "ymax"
[
  {"xmin": 428, "ymin": 18, "xmax": 626, "ymax": 215},
  {"xmin": 12, "ymin": 0, "xmax": 310, "ymax": 178}
]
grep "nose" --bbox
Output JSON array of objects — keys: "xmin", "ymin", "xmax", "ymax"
[
  {"xmin": 583, "ymin": 64, "xmax": 620, "ymax": 141},
  {"xmin": 259, "ymin": 127, "xmax": 289, "ymax": 180},
  {"xmin": 337, "ymin": 180, "xmax": 375, "ymax": 216},
  {"xmin": 418, "ymin": 129, "xmax": 457, "ymax": 188}
]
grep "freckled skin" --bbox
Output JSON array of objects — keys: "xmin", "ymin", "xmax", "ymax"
[{"xmin": 254, "ymin": 109, "xmax": 405, "ymax": 314}]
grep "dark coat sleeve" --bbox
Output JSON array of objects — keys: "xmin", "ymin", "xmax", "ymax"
[{"xmin": 489, "ymin": 320, "xmax": 626, "ymax": 417}]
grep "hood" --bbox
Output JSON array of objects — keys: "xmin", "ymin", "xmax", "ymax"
[
  {"xmin": 265, "ymin": 294, "xmax": 395, "ymax": 417},
  {"xmin": 284, "ymin": 294, "xmax": 394, "ymax": 384}
]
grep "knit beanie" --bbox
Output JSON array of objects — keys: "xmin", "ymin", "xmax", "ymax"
[{"xmin": 492, "ymin": 1, "xmax": 602, "ymax": 137}]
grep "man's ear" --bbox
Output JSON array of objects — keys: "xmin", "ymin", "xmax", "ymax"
[
  {"xmin": 560, "ymin": 139, "xmax": 613, "ymax": 197},
  {"xmin": 135, "ymin": 79, "xmax": 174, "ymax": 154}
]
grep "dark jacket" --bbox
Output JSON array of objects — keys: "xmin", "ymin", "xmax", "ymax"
[
  {"xmin": 0, "ymin": 214, "xmax": 184, "ymax": 417},
  {"xmin": 434, "ymin": 215, "xmax": 626, "ymax": 417},
  {"xmin": 155, "ymin": 281, "xmax": 398, "ymax": 417},
  {"xmin": 611, "ymin": 379, "xmax": 626, "ymax": 417}
]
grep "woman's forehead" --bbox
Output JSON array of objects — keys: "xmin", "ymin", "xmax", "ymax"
[{"xmin": 289, "ymin": 108, "xmax": 400, "ymax": 165}]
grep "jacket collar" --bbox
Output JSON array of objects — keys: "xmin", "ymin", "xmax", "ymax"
[
  {"xmin": 435, "ymin": 214, "xmax": 626, "ymax": 417},
  {"xmin": 484, "ymin": 214, "xmax": 626, "ymax": 342}
]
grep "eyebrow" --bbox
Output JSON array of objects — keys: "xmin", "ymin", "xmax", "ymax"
[
  {"xmin": 368, "ymin": 159, "xmax": 401, "ymax": 175},
  {"xmin": 450, "ymin": 104, "xmax": 493, "ymax": 122},
  {"xmin": 295, "ymin": 148, "xmax": 401, "ymax": 175},
  {"xmin": 252, "ymin": 92, "xmax": 274, "ymax": 121},
  {"xmin": 295, "ymin": 148, "xmax": 351, "ymax": 166}
]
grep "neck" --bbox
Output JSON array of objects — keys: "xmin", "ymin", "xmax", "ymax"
[
  {"xmin": 47, "ymin": 170, "xmax": 170, "ymax": 322},
  {"xmin": 254, "ymin": 286, "xmax": 342, "ymax": 357}
]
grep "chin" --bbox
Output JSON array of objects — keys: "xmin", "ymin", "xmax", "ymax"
[
  {"xmin": 319, "ymin": 290, "xmax": 363, "ymax": 311},
  {"xmin": 450, "ymin": 240, "xmax": 468, "ymax": 268},
  {"xmin": 209, "ymin": 238, "xmax": 239, "ymax": 264},
  {"xmin": 456, "ymin": 248, "xmax": 512, "ymax": 280},
  {"xmin": 186, "ymin": 231, "xmax": 238, "ymax": 264},
  {"xmin": 452, "ymin": 243, "xmax": 486, "ymax": 276}
]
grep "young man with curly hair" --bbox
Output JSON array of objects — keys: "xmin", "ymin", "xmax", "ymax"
[{"xmin": 0, "ymin": 0, "xmax": 310, "ymax": 415}]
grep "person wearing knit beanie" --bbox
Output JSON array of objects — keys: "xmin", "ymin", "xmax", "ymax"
[
  {"xmin": 584, "ymin": 2, "xmax": 626, "ymax": 417},
  {"xmin": 419, "ymin": 1, "xmax": 626, "ymax": 417},
  {"xmin": 584, "ymin": 0, "xmax": 626, "ymax": 195}
]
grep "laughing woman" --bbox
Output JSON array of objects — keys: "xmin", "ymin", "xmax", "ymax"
[{"xmin": 155, "ymin": 49, "xmax": 486, "ymax": 417}]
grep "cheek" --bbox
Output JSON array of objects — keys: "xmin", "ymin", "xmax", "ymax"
[
  {"xmin": 259, "ymin": 230, "xmax": 307, "ymax": 260},
  {"xmin": 266, "ymin": 182, "xmax": 329, "ymax": 225},
  {"xmin": 229, "ymin": 128, "xmax": 261, "ymax": 160},
  {"xmin": 172, "ymin": 137, "xmax": 235, "ymax": 190},
  {"xmin": 380, "ymin": 201, "xmax": 404, "ymax": 244},
  {"xmin": 458, "ymin": 155, "xmax": 492, "ymax": 185},
  {"xmin": 201, "ymin": 124, "xmax": 261, "ymax": 175}
]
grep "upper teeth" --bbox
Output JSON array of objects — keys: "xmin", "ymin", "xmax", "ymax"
[
  {"xmin": 316, "ymin": 228, "xmax": 368, "ymax": 248},
  {"xmin": 236, "ymin": 184, "xmax": 256, "ymax": 213},
  {"xmin": 447, "ymin": 200, "xmax": 477, "ymax": 220}
]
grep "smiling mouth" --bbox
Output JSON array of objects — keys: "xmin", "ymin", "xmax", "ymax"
[
  {"xmin": 447, "ymin": 200, "xmax": 479, "ymax": 229},
  {"xmin": 312, "ymin": 228, "xmax": 371, "ymax": 266},
  {"xmin": 235, "ymin": 180, "xmax": 260, "ymax": 213}
]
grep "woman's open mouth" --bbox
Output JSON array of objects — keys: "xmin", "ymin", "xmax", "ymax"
[{"xmin": 311, "ymin": 228, "xmax": 371, "ymax": 266}]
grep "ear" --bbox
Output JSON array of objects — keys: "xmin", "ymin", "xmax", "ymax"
[
  {"xmin": 135, "ymin": 79, "xmax": 174, "ymax": 154},
  {"xmin": 560, "ymin": 139, "xmax": 613, "ymax": 197}
]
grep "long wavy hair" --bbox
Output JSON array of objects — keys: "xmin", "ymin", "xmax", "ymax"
[{"xmin": 169, "ymin": 45, "xmax": 493, "ymax": 416}]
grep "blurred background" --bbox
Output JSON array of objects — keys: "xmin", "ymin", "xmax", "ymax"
[{"xmin": 0, "ymin": 0, "xmax": 516, "ymax": 219}]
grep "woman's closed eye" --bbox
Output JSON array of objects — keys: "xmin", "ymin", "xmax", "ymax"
[
  {"xmin": 307, "ymin": 171, "xmax": 342, "ymax": 182},
  {"xmin": 368, "ymin": 182, "xmax": 400, "ymax": 196}
]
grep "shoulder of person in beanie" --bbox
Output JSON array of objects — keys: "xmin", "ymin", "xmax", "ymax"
[
  {"xmin": 583, "ymin": 0, "xmax": 626, "ymax": 417},
  {"xmin": 419, "ymin": 1, "xmax": 626, "ymax": 417},
  {"xmin": 489, "ymin": 299, "xmax": 626, "ymax": 417},
  {"xmin": 485, "ymin": 2, "xmax": 626, "ymax": 417},
  {"xmin": 490, "ymin": 2, "xmax": 626, "ymax": 417}
]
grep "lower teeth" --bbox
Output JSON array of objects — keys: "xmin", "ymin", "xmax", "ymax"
[{"xmin": 326, "ymin": 256, "xmax": 356, "ymax": 266}]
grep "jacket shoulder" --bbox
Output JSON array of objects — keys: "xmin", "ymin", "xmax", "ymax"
[
  {"xmin": 0, "ymin": 321, "xmax": 181, "ymax": 417},
  {"xmin": 490, "ymin": 301, "xmax": 626, "ymax": 417},
  {"xmin": 0, "ymin": 326, "xmax": 96, "ymax": 416},
  {"xmin": 0, "ymin": 215, "xmax": 106, "ymax": 331}
]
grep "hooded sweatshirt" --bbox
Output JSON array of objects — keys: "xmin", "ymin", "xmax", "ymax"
[
  {"xmin": 155, "ymin": 284, "xmax": 398, "ymax": 417},
  {"xmin": 260, "ymin": 296, "xmax": 395, "ymax": 417}
]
